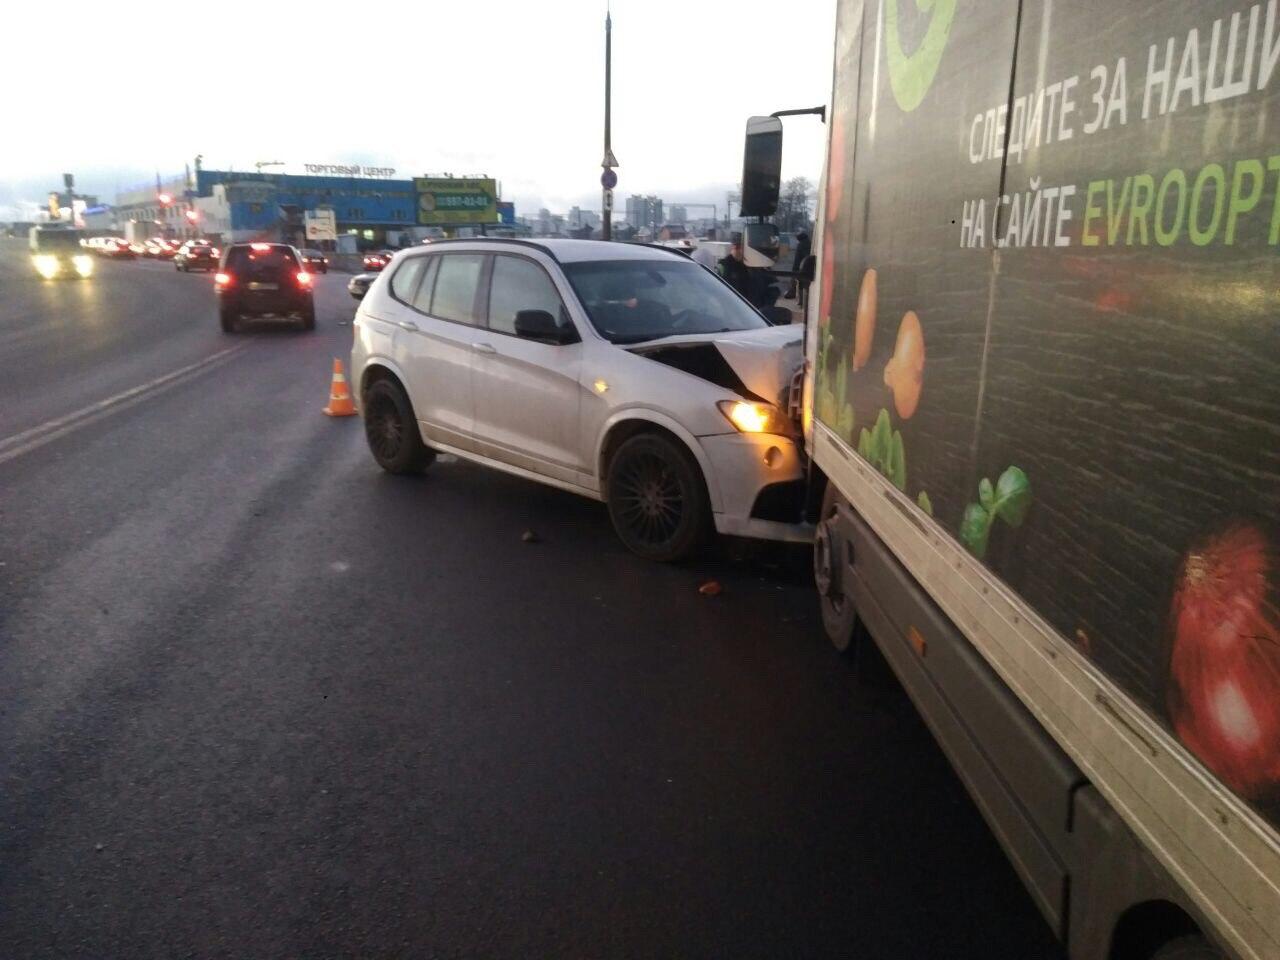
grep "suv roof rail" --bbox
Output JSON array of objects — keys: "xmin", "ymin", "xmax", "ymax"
[
  {"xmin": 416, "ymin": 236, "xmax": 560, "ymax": 261},
  {"xmin": 418, "ymin": 237, "xmax": 694, "ymax": 263}
]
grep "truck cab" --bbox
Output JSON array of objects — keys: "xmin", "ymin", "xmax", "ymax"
[{"xmin": 29, "ymin": 226, "xmax": 92, "ymax": 279}]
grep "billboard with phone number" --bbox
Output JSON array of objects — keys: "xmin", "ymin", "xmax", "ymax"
[{"xmin": 414, "ymin": 178, "xmax": 498, "ymax": 225}]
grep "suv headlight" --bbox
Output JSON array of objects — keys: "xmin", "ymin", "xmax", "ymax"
[{"xmin": 718, "ymin": 400, "xmax": 794, "ymax": 436}]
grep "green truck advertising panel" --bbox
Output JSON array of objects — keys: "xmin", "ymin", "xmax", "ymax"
[
  {"xmin": 813, "ymin": 3, "xmax": 1280, "ymax": 952},
  {"xmin": 414, "ymin": 177, "xmax": 498, "ymax": 225}
]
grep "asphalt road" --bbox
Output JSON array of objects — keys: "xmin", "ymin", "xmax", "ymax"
[{"xmin": 0, "ymin": 238, "xmax": 1063, "ymax": 959}]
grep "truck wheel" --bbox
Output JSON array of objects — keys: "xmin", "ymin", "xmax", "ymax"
[
  {"xmin": 1152, "ymin": 936, "xmax": 1224, "ymax": 960},
  {"xmin": 606, "ymin": 433, "xmax": 710, "ymax": 563},
  {"xmin": 815, "ymin": 483, "xmax": 859, "ymax": 653},
  {"xmin": 363, "ymin": 379, "xmax": 433, "ymax": 474},
  {"xmin": 219, "ymin": 308, "xmax": 237, "ymax": 334}
]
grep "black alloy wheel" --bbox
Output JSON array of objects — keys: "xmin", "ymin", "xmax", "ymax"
[
  {"xmin": 606, "ymin": 434, "xmax": 709, "ymax": 562},
  {"xmin": 362, "ymin": 379, "xmax": 433, "ymax": 474}
]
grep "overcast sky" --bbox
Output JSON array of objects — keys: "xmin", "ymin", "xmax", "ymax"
[{"xmin": 0, "ymin": 0, "xmax": 836, "ymax": 218}]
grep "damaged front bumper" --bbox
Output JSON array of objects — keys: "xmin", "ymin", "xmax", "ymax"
[{"xmin": 698, "ymin": 432, "xmax": 814, "ymax": 544}]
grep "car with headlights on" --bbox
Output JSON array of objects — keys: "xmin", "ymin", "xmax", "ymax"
[
  {"xmin": 29, "ymin": 226, "xmax": 94, "ymax": 279},
  {"xmin": 98, "ymin": 236, "xmax": 136, "ymax": 259},
  {"xmin": 348, "ymin": 238, "xmax": 808, "ymax": 561},
  {"xmin": 300, "ymin": 248, "xmax": 329, "ymax": 274},
  {"xmin": 145, "ymin": 238, "xmax": 179, "ymax": 259},
  {"xmin": 174, "ymin": 239, "xmax": 219, "ymax": 272}
]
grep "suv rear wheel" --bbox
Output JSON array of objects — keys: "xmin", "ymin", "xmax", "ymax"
[
  {"xmin": 363, "ymin": 379, "xmax": 433, "ymax": 474},
  {"xmin": 300, "ymin": 304, "xmax": 316, "ymax": 331},
  {"xmin": 606, "ymin": 433, "xmax": 709, "ymax": 562},
  {"xmin": 219, "ymin": 306, "xmax": 237, "ymax": 334}
]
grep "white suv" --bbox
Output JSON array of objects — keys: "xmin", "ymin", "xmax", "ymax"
[{"xmin": 349, "ymin": 239, "xmax": 809, "ymax": 561}]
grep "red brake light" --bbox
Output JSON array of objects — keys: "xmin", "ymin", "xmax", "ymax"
[
  {"xmin": 296, "ymin": 271, "xmax": 312, "ymax": 286},
  {"xmin": 215, "ymin": 272, "xmax": 232, "ymax": 286}
]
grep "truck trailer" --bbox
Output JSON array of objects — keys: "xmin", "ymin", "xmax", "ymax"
[{"xmin": 792, "ymin": 2, "xmax": 1280, "ymax": 958}]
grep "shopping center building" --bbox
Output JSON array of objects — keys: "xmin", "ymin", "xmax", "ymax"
[
  {"xmin": 191, "ymin": 170, "xmax": 513, "ymax": 248},
  {"xmin": 107, "ymin": 169, "xmax": 513, "ymax": 249}
]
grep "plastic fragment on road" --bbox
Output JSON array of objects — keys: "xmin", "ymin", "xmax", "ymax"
[{"xmin": 698, "ymin": 580, "xmax": 722, "ymax": 597}]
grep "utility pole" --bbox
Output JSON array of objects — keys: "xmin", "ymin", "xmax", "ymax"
[{"xmin": 601, "ymin": 6, "xmax": 617, "ymax": 241}]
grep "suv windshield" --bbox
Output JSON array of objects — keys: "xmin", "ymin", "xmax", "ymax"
[{"xmin": 562, "ymin": 258, "xmax": 768, "ymax": 345}]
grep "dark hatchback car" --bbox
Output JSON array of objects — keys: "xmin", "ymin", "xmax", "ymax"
[
  {"xmin": 300, "ymin": 248, "xmax": 329, "ymax": 274},
  {"xmin": 175, "ymin": 239, "xmax": 219, "ymax": 272},
  {"xmin": 215, "ymin": 243, "xmax": 315, "ymax": 332}
]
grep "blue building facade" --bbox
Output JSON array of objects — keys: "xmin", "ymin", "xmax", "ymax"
[{"xmin": 193, "ymin": 170, "xmax": 418, "ymax": 245}]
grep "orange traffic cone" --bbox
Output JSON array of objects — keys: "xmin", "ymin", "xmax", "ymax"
[{"xmin": 323, "ymin": 358, "xmax": 357, "ymax": 417}]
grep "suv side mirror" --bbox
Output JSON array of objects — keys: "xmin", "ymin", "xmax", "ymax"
[{"xmin": 514, "ymin": 309, "xmax": 577, "ymax": 345}]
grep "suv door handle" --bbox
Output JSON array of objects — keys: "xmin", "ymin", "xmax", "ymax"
[
  {"xmin": 471, "ymin": 342, "xmax": 497, "ymax": 355},
  {"xmin": 396, "ymin": 319, "xmax": 419, "ymax": 332}
]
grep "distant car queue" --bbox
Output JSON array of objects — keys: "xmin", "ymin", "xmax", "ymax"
[{"xmin": 77, "ymin": 236, "xmax": 331, "ymax": 275}]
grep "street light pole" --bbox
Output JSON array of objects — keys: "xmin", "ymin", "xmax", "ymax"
[{"xmin": 602, "ymin": 8, "xmax": 613, "ymax": 242}]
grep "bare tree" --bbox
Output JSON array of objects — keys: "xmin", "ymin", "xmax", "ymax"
[{"xmin": 777, "ymin": 176, "xmax": 814, "ymax": 233}]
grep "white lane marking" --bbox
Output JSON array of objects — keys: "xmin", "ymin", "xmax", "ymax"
[{"xmin": 0, "ymin": 342, "xmax": 252, "ymax": 465}]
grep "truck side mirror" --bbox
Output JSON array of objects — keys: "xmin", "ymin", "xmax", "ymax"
[{"xmin": 740, "ymin": 116, "xmax": 783, "ymax": 218}]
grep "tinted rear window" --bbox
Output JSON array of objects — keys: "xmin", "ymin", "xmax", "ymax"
[{"xmin": 225, "ymin": 246, "xmax": 299, "ymax": 274}]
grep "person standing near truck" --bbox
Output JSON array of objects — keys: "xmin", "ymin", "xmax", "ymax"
[
  {"xmin": 719, "ymin": 234, "xmax": 759, "ymax": 303},
  {"xmin": 788, "ymin": 229, "xmax": 811, "ymax": 304}
]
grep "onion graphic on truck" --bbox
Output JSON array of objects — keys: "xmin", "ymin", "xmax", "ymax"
[{"xmin": 822, "ymin": 264, "xmax": 1032, "ymax": 554}]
